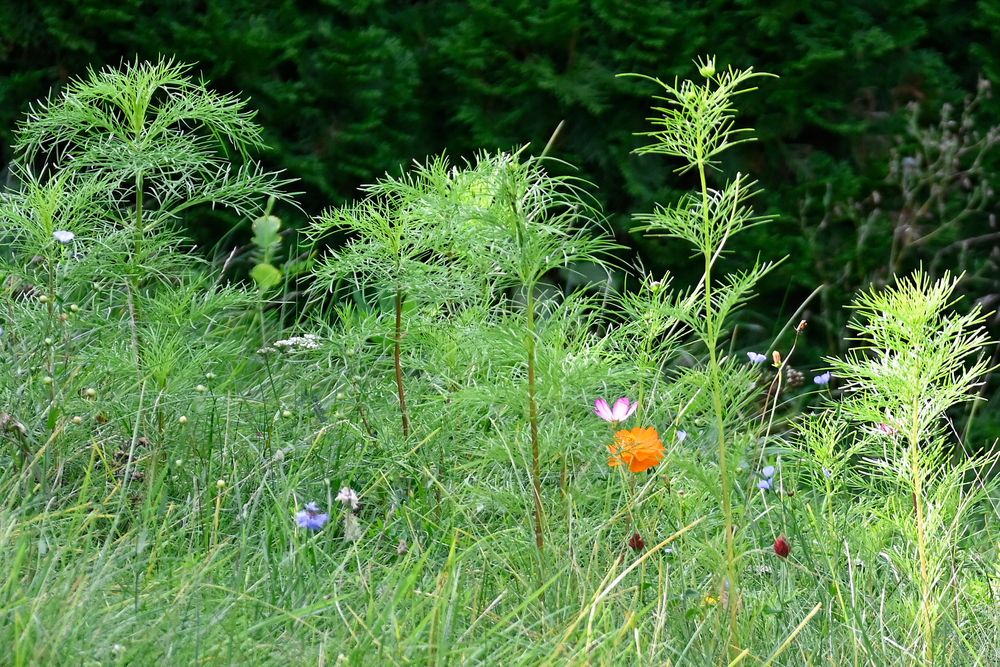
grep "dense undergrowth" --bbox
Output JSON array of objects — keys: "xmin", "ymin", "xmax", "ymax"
[{"xmin": 0, "ymin": 59, "xmax": 997, "ymax": 666}]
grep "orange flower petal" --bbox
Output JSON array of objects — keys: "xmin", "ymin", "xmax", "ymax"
[{"xmin": 607, "ymin": 426, "xmax": 665, "ymax": 473}]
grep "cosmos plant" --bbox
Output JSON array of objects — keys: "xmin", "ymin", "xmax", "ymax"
[{"xmin": 628, "ymin": 56, "xmax": 777, "ymax": 652}]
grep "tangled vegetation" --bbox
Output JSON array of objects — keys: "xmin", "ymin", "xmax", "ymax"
[{"xmin": 1, "ymin": 58, "xmax": 997, "ymax": 666}]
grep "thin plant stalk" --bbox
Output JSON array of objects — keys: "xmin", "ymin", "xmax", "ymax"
[
  {"xmin": 526, "ymin": 283, "xmax": 544, "ymax": 551},
  {"xmin": 696, "ymin": 155, "xmax": 739, "ymax": 656},
  {"xmin": 394, "ymin": 288, "xmax": 411, "ymax": 438},
  {"xmin": 211, "ymin": 482, "xmax": 224, "ymax": 547},
  {"xmin": 908, "ymin": 418, "xmax": 934, "ymax": 664},
  {"xmin": 44, "ymin": 243, "xmax": 58, "ymax": 442},
  {"xmin": 129, "ymin": 170, "xmax": 144, "ymax": 366},
  {"xmin": 257, "ymin": 296, "xmax": 267, "ymax": 350}
]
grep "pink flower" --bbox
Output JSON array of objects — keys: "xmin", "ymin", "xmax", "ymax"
[
  {"xmin": 875, "ymin": 423, "xmax": 898, "ymax": 436},
  {"xmin": 594, "ymin": 397, "xmax": 638, "ymax": 424}
]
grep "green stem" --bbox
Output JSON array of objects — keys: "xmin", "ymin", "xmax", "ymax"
[
  {"xmin": 135, "ymin": 171, "xmax": 144, "ymax": 260},
  {"xmin": 394, "ymin": 289, "xmax": 411, "ymax": 438},
  {"xmin": 128, "ymin": 171, "xmax": 144, "ymax": 370},
  {"xmin": 526, "ymin": 284, "xmax": 544, "ymax": 551},
  {"xmin": 908, "ymin": 417, "xmax": 934, "ymax": 664},
  {"xmin": 635, "ymin": 315, "xmax": 655, "ymax": 420},
  {"xmin": 697, "ymin": 157, "xmax": 739, "ymax": 659},
  {"xmin": 257, "ymin": 295, "xmax": 267, "ymax": 350},
  {"xmin": 45, "ymin": 255, "xmax": 56, "ymax": 411}
]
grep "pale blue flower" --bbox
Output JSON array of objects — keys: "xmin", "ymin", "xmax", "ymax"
[
  {"xmin": 295, "ymin": 501, "xmax": 329, "ymax": 530},
  {"xmin": 676, "ymin": 430, "xmax": 687, "ymax": 443},
  {"xmin": 53, "ymin": 230, "xmax": 75, "ymax": 244},
  {"xmin": 747, "ymin": 351, "xmax": 767, "ymax": 364},
  {"xmin": 813, "ymin": 371, "xmax": 831, "ymax": 385},
  {"xmin": 758, "ymin": 464, "xmax": 776, "ymax": 492}
]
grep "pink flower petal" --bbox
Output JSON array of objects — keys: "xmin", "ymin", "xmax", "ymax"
[
  {"xmin": 594, "ymin": 398, "xmax": 613, "ymax": 422},
  {"xmin": 612, "ymin": 397, "xmax": 636, "ymax": 422}
]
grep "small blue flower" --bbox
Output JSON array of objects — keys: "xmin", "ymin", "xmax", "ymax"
[
  {"xmin": 295, "ymin": 501, "xmax": 329, "ymax": 531},
  {"xmin": 758, "ymin": 464, "xmax": 777, "ymax": 492},
  {"xmin": 813, "ymin": 371, "xmax": 832, "ymax": 386},
  {"xmin": 747, "ymin": 352, "xmax": 767, "ymax": 364},
  {"xmin": 676, "ymin": 430, "xmax": 687, "ymax": 443}
]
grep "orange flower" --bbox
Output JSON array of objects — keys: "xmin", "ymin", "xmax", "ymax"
[{"xmin": 608, "ymin": 426, "xmax": 665, "ymax": 473}]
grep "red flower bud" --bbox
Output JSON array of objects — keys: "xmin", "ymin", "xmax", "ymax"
[
  {"xmin": 774, "ymin": 535, "xmax": 790, "ymax": 558},
  {"xmin": 628, "ymin": 532, "xmax": 645, "ymax": 551}
]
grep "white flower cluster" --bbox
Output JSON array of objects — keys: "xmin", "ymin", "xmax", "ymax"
[
  {"xmin": 336, "ymin": 486, "xmax": 360, "ymax": 511},
  {"xmin": 336, "ymin": 487, "xmax": 363, "ymax": 543},
  {"xmin": 272, "ymin": 333, "xmax": 321, "ymax": 351}
]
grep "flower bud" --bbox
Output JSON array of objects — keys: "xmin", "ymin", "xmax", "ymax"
[
  {"xmin": 178, "ymin": 415, "xmax": 188, "ymax": 425},
  {"xmin": 69, "ymin": 304, "xmax": 80, "ymax": 313},
  {"xmin": 72, "ymin": 416, "xmax": 83, "ymax": 425},
  {"xmin": 216, "ymin": 479, "xmax": 226, "ymax": 489},
  {"xmin": 195, "ymin": 384, "xmax": 207, "ymax": 393},
  {"xmin": 84, "ymin": 387, "xmax": 97, "ymax": 399},
  {"xmin": 774, "ymin": 535, "xmax": 791, "ymax": 558}
]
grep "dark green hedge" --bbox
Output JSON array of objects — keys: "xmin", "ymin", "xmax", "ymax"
[{"xmin": 3, "ymin": 1, "xmax": 999, "ymax": 364}]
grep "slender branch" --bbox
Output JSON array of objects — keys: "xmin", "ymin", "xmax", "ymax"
[
  {"xmin": 394, "ymin": 288, "xmax": 411, "ymax": 438},
  {"xmin": 698, "ymin": 154, "xmax": 739, "ymax": 662},
  {"xmin": 909, "ymin": 413, "xmax": 935, "ymax": 664},
  {"xmin": 526, "ymin": 284, "xmax": 544, "ymax": 551},
  {"xmin": 127, "ymin": 170, "xmax": 144, "ymax": 371}
]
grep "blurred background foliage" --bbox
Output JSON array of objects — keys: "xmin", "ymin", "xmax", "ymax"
[{"xmin": 2, "ymin": 0, "xmax": 999, "ymax": 429}]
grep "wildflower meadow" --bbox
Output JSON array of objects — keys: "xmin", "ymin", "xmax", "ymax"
[{"xmin": 0, "ymin": 56, "xmax": 998, "ymax": 666}]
